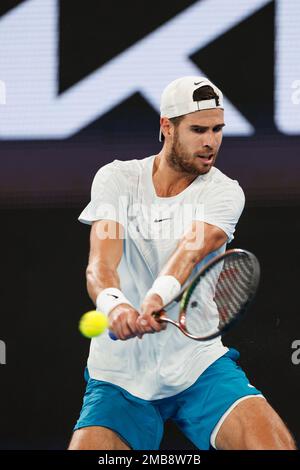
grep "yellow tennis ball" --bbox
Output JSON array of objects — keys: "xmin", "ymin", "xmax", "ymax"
[{"xmin": 79, "ymin": 310, "xmax": 108, "ymax": 338}]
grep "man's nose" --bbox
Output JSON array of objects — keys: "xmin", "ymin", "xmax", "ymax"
[{"xmin": 202, "ymin": 131, "xmax": 215, "ymax": 148}]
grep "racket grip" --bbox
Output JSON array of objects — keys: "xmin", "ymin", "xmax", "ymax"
[{"xmin": 109, "ymin": 330, "xmax": 118, "ymax": 340}]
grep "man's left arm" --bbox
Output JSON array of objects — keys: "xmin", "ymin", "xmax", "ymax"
[{"xmin": 136, "ymin": 221, "xmax": 227, "ymax": 335}]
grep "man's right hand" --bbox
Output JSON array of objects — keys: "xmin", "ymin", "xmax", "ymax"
[{"xmin": 108, "ymin": 304, "xmax": 142, "ymax": 340}]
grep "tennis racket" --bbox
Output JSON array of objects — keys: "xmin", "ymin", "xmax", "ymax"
[{"xmin": 109, "ymin": 248, "xmax": 260, "ymax": 341}]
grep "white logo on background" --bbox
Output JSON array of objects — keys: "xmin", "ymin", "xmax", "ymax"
[
  {"xmin": 0, "ymin": 0, "xmax": 275, "ymax": 139},
  {"xmin": 275, "ymin": 0, "xmax": 300, "ymax": 134},
  {"xmin": 291, "ymin": 80, "xmax": 300, "ymax": 105},
  {"xmin": 0, "ymin": 80, "xmax": 6, "ymax": 104},
  {"xmin": 0, "ymin": 0, "xmax": 299, "ymax": 139}
]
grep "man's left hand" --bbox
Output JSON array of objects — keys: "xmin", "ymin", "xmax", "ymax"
[{"xmin": 136, "ymin": 294, "xmax": 167, "ymax": 337}]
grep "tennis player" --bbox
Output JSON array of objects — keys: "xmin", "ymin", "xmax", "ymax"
[{"xmin": 69, "ymin": 77, "xmax": 295, "ymax": 450}]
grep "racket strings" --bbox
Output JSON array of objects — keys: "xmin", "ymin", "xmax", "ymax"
[
  {"xmin": 184, "ymin": 253, "xmax": 256, "ymax": 337},
  {"xmin": 215, "ymin": 255, "xmax": 255, "ymax": 327},
  {"xmin": 216, "ymin": 259, "xmax": 252, "ymax": 318},
  {"xmin": 184, "ymin": 266, "xmax": 220, "ymax": 337}
]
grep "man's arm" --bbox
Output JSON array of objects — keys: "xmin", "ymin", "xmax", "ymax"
[
  {"xmin": 159, "ymin": 221, "xmax": 227, "ymax": 283},
  {"xmin": 136, "ymin": 221, "xmax": 227, "ymax": 334},
  {"xmin": 86, "ymin": 220, "xmax": 165, "ymax": 340},
  {"xmin": 86, "ymin": 220, "xmax": 124, "ymax": 303}
]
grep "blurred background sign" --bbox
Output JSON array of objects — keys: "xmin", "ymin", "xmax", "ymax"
[{"xmin": 0, "ymin": 0, "xmax": 300, "ymax": 206}]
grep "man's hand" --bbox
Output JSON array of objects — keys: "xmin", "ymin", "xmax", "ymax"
[
  {"xmin": 136, "ymin": 294, "xmax": 167, "ymax": 336},
  {"xmin": 108, "ymin": 304, "xmax": 142, "ymax": 341}
]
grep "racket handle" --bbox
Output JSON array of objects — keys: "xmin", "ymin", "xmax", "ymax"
[{"xmin": 109, "ymin": 330, "xmax": 118, "ymax": 340}]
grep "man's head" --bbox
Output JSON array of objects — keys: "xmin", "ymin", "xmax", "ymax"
[{"xmin": 159, "ymin": 76, "xmax": 225, "ymax": 175}]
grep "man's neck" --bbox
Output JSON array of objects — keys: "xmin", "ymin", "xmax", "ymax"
[{"xmin": 152, "ymin": 153, "xmax": 198, "ymax": 197}]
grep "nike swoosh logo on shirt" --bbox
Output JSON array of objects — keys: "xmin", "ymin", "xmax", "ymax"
[
  {"xmin": 107, "ymin": 294, "xmax": 119, "ymax": 299},
  {"xmin": 154, "ymin": 218, "xmax": 172, "ymax": 223}
]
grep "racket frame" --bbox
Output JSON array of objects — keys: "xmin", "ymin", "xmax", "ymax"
[{"xmin": 152, "ymin": 248, "xmax": 260, "ymax": 341}]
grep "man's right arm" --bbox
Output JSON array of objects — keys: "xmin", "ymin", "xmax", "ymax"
[{"xmin": 86, "ymin": 220, "xmax": 142, "ymax": 340}]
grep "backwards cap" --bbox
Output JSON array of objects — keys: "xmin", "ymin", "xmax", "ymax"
[{"xmin": 159, "ymin": 76, "xmax": 224, "ymax": 141}]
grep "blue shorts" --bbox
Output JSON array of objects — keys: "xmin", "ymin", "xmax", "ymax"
[{"xmin": 74, "ymin": 348, "xmax": 263, "ymax": 450}]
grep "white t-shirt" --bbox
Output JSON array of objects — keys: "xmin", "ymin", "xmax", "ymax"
[{"xmin": 78, "ymin": 155, "xmax": 245, "ymax": 400}]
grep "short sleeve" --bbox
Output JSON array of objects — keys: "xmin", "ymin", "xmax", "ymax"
[
  {"xmin": 194, "ymin": 181, "xmax": 245, "ymax": 243},
  {"xmin": 78, "ymin": 163, "xmax": 126, "ymax": 227}
]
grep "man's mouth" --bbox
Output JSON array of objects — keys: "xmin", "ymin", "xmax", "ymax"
[{"xmin": 197, "ymin": 154, "xmax": 214, "ymax": 163}]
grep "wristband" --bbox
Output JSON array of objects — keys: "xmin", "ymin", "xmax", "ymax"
[
  {"xmin": 145, "ymin": 275, "xmax": 181, "ymax": 306},
  {"xmin": 96, "ymin": 288, "xmax": 133, "ymax": 316}
]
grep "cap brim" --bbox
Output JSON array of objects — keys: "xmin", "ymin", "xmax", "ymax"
[{"xmin": 159, "ymin": 128, "xmax": 163, "ymax": 142}]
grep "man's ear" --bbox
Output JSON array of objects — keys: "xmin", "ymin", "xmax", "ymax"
[{"xmin": 160, "ymin": 117, "xmax": 172, "ymax": 140}]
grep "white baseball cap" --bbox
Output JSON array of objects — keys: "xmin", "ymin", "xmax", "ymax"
[{"xmin": 159, "ymin": 76, "xmax": 224, "ymax": 141}]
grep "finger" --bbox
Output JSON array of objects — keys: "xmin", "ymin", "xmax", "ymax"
[
  {"xmin": 140, "ymin": 312, "xmax": 166, "ymax": 332},
  {"xmin": 153, "ymin": 310, "xmax": 168, "ymax": 330},
  {"xmin": 111, "ymin": 315, "xmax": 132, "ymax": 341},
  {"xmin": 137, "ymin": 315, "xmax": 162, "ymax": 334},
  {"xmin": 134, "ymin": 321, "xmax": 145, "ymax": 338},
  {"xmin": 145, "ymin": 316, "xmax": 162, "ymax": 332},
  {"xmin": 136, "ymin": 320, "xmax": 155, "ymax": 335},
  {"xmin": 123, "ymin": 311, "xmax": 145, "ymax": 339},
  {"xmin": 108, "ymin": 312, "xmax": 124, "ymax": 339},
  {"xmin": 121, "ymin": 320, "xmax": 136, "ymax": 340},
  {"xmin": 127, "ymin": 313, "xmax": 143, "ymax": 339},
  {"xmin": 149, "ymin": 315, "xmax": 167, "ymax": 332},
  {"xmin": 137, "ymin": 316, "xmax": 154, "ymax": 330},
  {"xmin": 108, "ymin": 319, "xmax": 120, "ymax": 339}
]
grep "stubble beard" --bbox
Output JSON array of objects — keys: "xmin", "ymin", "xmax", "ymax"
[{"xmin": 166, "ymin": 131, "xmax": 214, "ymax": 176}]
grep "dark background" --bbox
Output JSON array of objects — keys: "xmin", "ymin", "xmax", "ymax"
[
  {"xmin": 0, "ymin": 206, "xmax": 299, "ymax": 449},
  {"xmin": 0, "ymin": 0, "xmax": 299, "ymax": 449}
]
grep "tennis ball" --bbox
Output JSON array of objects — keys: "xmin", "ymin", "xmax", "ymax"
[{"xmin": 79, "ymin": 310, "xmax": 108, "ymax": 338}]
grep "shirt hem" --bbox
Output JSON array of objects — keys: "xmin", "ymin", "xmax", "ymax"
[{"xmin": 87, "ymin": 345, "xmax": 229, "ymax": 401}]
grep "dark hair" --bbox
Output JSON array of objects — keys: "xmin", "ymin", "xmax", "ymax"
[
  {"xmin": 162, "ymin": 85, "xmax": 219, "ymax": 140},
  {"xmin": 192, "ymin": 85, "xmax": 220, "ymax": 106}
]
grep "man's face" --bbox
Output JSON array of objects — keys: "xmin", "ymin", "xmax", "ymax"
[{"xmin": 164, "ymin": 109, "xmax": 225, "ymax": 175}]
